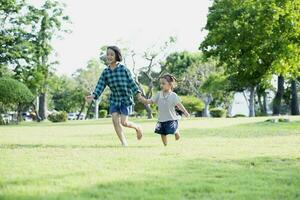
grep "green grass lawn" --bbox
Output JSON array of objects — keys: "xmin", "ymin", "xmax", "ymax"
[{"xmin": 0, "ymin": 117, "xmax": 300, "ymax": 200}]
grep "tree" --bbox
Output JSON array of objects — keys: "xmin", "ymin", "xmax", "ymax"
[
  {"xmin": 0, "ymin": 0, "xmax": 34, "ymax": 77},
  {"xmin": 201, "ymin": 73, "xmax": 233, "ymax": 116},
  {"xmin": 0, "ymin": 77, "xmax": 34, "ymax": 121},
  {"xmin": 270, "ymin": 0, "xmax": 300, "ymax": 115},
  {"xmin": 164, "ymin": 51, "xmax": 231, "ymax": 117},
  {"xmin": 256, "ymin": 81, "xmax": 273, "ymax": 115},
  {"xmin": 73, "ymin": 58, "xmax": 104, "ymax": 119},
  {"xmin": 140, "ymin": 37, "xmax": 177, "ymax": 99},
  {"xmin": 129, "ymin": 51, "xmax": 153, "ymax": 119},
  {"xmin": 201, "ymin": 0, "xmax": 283, "ymax": 117},
  {"xmin": 13, "ymin": 0, "xmax": 70, "ymax": 120},
  {"xmin": 127, "ymin": 37, "xmax": 176, "ymax": 118},
  {"xmin": 48, "ymin": 75, "xmax": 84, "ymax": 113},
  {"xmin": 290, "ymin": 80, "xmax": 299, "ymax": 115}
]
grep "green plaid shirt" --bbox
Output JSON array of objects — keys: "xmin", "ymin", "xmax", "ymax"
[{"xmin": 93, "ymin": 64, "xmax": 140, "ymax": 106}]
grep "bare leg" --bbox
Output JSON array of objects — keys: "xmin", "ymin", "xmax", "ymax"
[
  {"xmin": 120, "ymin": 115, "xmax": 143, "ymax": 140},
  {"xmin": 175, "ymin": 130, "xmax": 180, "ymax": 140},
  {"xmin": 111, "ymin": 112, "xmax": 128, "ymax": 146},
  {"xmin": 161, "ymin": 135, "xmax": 167, "ymax": 146}
]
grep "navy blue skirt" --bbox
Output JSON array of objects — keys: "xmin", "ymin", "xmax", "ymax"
[{"xmin": 154, "ymin": 120, "xmax": 178, "ymax": 135}]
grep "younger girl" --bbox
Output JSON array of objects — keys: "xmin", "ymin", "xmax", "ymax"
[
  {"xmin": 139, "ymin": 74, "xmax": 190, "ymax": 146},
  {"xmin": 86, "ymin": 46, "xmax": 143, "ymax": 146}
]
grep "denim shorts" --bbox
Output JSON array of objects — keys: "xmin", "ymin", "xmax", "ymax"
[
  {"xmin": 154, "ymin": 120, "xmax": 178, "ymax": 135},
  {"xmin": 109, "ymin": 103, "xmax": 133, "ymax": 116}
]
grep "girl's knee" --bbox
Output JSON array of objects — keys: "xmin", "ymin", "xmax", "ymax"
[{"xmin": 121, "ymin": 120, "xmax": 128, "ymax": 127}]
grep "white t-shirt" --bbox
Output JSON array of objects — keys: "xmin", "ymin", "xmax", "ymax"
[{"xmin": 151, "ymin": 91, "xmax": 181, "ymax": 122}]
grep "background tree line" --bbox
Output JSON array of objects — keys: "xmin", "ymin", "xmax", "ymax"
[{"xmin": 0, "ymin": 0, "xmax": 299, "ymax": 124}]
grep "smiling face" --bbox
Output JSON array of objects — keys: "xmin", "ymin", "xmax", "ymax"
[
  {"xmin": 106, "ymin": 48, "xmax": 117, "ymax": 66},
  {"xmin": 160, "ymin": 78, "xmax": 172, "ymax": 92}
]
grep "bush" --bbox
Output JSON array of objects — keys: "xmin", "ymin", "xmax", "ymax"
[
  {"xmin": 99, "ymin": 110, "xmax": 108, "ymax": 118},
  {"xmin": 0, "ymin": 78, "xmax": 34, "ymax": 106},
  {"xmin": 48, "ymin": 111, "xmax": 67, "ymax": 123},
  {"xmin": 210, "ymin": 108, "xmax": 226, "ymax": 118},
  {"xmin": 233, "ymin": 114, "xmax": 246, "ymax": 118},
  {"xmin": 180, "ymin": 96, "xmax": 204, "ymax": 114}
]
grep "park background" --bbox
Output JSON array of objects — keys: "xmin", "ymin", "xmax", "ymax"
[{"xmin": 1, "ymin": 0, "xmax": 300, "ymax": 199}]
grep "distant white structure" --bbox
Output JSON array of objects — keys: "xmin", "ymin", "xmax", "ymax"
[{"xmin": 231, "ymin": 92, "xmax": 249, "ymax": 117}]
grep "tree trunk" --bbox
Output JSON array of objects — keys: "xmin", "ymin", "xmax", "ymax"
[
  {"xmin": 144, "ymin": 104, "xmax": 153, "ymax": 119},
  {"xmin": 203, "ymin": 94, "xmax": 212, "ymax": 117},
  {"xmin": 257, "ymin": 92, "xmax": 264, "ymax": 114},
  {"xmin": 273, "ymin": 75, "xmax": 284, "ymax": 115},
  {"xmin": 203, "ymin": 103, "xmax": 210, "ymax": 117},
  {"xmin": 32, "ymin": 102, "xmax": 41, "ymax": 122},
  {"xmin": 85, "ymin": 101, "xmax": 93, "ymax": 120},
  {"xmin": 227, "ymin": 102, "xmax": 233, "ymax": 117},
  {"xmin": 38, "ymin": 92, "xmax": 47, "ymax": 120},
  {"xmin": 263, "ymin": 93, "xmax": 268, "ymax": 115},
  {"xmin": 291, "ymin": 79, "xmax": 300, "ymax": 115},
  {"xmin": 77, "ymin": 100, "xmax": 86, "ymax": 120},
  {"xmin": 17, "ymin": 103, "xmax": 22, "ymax": 123},
  {"xmin": 249, "ymin": 86, "xmax": 256, "ymax": 117}
]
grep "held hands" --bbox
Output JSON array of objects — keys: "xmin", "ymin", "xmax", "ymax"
[
  {"xmin": 137, "ymin": 93, "xmax": 148, "ymax": 104},
  {"xmin": 138, "ymin": 97, "xmax": 148, "ymax": 104},
  {"xmin": 85, "ymin": 95, "xmax": 94, "ymax": 103}
]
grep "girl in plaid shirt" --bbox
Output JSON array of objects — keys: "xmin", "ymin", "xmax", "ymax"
[{"xmin": 86, "ymin": 46, "xmax": 143, "ymax": 146}]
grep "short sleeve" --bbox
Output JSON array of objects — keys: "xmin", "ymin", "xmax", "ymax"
[
  {"xmin": 151, "ymin": 93, "xmax": 160, "ymax": 104},
  {"xmin": 172, "ymin": 93, "xmax": 181, "ymax": 106}
]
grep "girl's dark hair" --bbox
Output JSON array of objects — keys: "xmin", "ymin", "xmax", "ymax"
[
  {"xmin": 160, "ymin": 74, "xmax": 177, "ymax": 89},
  {"xmin": 107, "ymin": 46, "xmax": 122, "ymax": 62}
]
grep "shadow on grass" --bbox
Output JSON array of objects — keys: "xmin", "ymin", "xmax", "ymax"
[
  {"xmin": 1, "ymin": 157, "xmax": 300, "ymax": 200},
  {"xmin": 0, "ymin": 144, "xmax": 156, "ymax": 149}
]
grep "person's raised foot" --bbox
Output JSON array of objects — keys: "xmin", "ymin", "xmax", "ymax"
[
  {"xmin": 136, "ymin": 126, "xmax": 143, "ymax": 140},
  {"xmin": 175, "ymin": 133, "xmax": 180, "ymax": 141}
]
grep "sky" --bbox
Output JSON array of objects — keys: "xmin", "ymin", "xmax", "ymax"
[{"xmin": 29, "ymin": 0, "xmax": 213, "ymax": 75}]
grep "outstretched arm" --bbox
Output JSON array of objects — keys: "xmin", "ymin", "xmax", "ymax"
[
  {"xmin": 86, "ymin": 71, "xmax": 107, "ymax": 102},
  {"xmin": 138, "ymin": 95, "xmax": 154, "ymax": 105},
  {"xmin": 176, "ymin": 103, "xmax": 190, "ymax": 118}
]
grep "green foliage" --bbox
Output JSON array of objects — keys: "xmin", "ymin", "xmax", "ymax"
[
  {"xmin": 180, "ymin": 96, "xmax": 204, "ymax": 114},
  {"xmin": 0, "ymin": 77, "xmax": 34, "ymax": 107},
  {"xmin": 201, "ymin": 73, "xmax": 233, "ymax": 108},
  {"xmin": 164, "ymin": 51, "xmax": 202, "ymax": 79},
  {"xmin": 49, "ymin": 75, "xmax": 85, "ymax": 112},
  {"xmin": 201, "ymin": 0, "xmax": 276, "ymax": 91},
  {"xmin": 0, "ymin": 0, "xmax": 33, "ymax": 72},
  {"xmin": 163, "ymin": 51, "xmax": 204, "ymax": 95},
  {"xmin": 99, "ymin": 110, "xmax": 107, "ymax": 118},
  {"xmin": 48, "ymin": 111, "xmax": 67, "ymax": 123},
  {"xmin": 210, "ymin": 108, "xmax": 227, "ymax": 118},
  {"xmin": 201, "ymin": 0, "xmax": 300, "ymax": 91}
]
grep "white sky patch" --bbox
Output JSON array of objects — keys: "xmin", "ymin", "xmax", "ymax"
[{"xmin": 28, "ymin": 0, "xmax": 212, "ymax": 75}]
